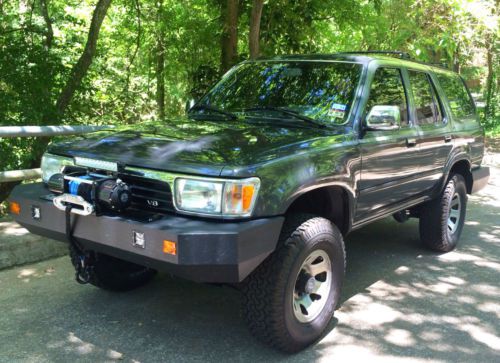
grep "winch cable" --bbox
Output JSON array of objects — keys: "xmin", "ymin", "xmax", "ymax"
[{"xmin": 65, "ymin": 205, "xmax": 93, "ymax": 284}]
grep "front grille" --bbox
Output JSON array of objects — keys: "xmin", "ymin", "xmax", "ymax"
[{"xmin": 119, "ymin": 173, "xmax": 175, "ymax": 213}]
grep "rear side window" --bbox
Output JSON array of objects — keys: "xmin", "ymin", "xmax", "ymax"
[
  {"xmin": 436, "ymin": 73, "xmax": 475, "ymax": 118},
  {"xmin": 408, "ymin": 70, "xmax": 442, "ymax": 125},
  {"xmin": 366, "ymin": 67, "xmax": 409, "ymax": 126}
]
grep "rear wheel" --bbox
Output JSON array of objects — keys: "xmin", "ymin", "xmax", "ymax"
[
  {"xmin": 242, "ymin": 214, "xmax": 346, "ymax": 353},
  {"xmin": 69, "ymin": 247, "xmax": 156, "ymax": 291},
  {"xmin": 419, "ymin": 173, "xmax": 467, "ymax": 252}
]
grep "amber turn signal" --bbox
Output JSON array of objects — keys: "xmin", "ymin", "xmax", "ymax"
[
  {"xmin": 163, "ymin": 240, "xmax": 177, "ymax": 255},
  {"xmin": 9, "ymin": 201, "xmax": 21, "ymax": 215},
  {"xmin": 242, "ymin": 185, "xmax": 255, "ymax": 211}
]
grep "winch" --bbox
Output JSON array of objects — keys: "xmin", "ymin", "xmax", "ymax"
[{"xmin": 49, "ymin": 170, "xmax": 131, "ymax": 216}]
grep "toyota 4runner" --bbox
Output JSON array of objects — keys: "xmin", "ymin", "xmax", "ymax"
[{"xmin": 8, "ymin": 52, "xmax": 490, "ymax": 352}]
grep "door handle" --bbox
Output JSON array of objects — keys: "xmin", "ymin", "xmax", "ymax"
[
  {"xmin": 406, "ymin": 138, "xmax": 417, "ymax": 147},
  {"xmin": 444, "ymin": 135, "xmax": 452, "ymax": 143}
]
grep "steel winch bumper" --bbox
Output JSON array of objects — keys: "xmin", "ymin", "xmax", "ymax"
[{"xmin": 8, "ymin": 183, "xmax": 284, "ymax": 283}]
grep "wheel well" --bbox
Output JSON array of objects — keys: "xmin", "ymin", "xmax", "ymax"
[
  {"xmin": 449, "ymin": 160, "xmax": 473, "ymax": 194},
  {"xmin": 285, "ymin": 186, "xmax": 351, "ymax": 235}
]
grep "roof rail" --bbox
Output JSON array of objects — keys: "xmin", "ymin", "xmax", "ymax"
[{"xmin": 337, "ymin": 51, "xmax": 412, "ymax": 59}]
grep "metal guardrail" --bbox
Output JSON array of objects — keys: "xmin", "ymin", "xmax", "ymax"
[
  {"xmin": 0, "ymin": 169, "xmax": 43, "ymax": 182},
  {"xmin": 0, "ymin": 125, "xmax": 111, "ymax": 138},
  {"xmin": 0, "ymin": 125, "xmax": 113, "ymax": 182}
]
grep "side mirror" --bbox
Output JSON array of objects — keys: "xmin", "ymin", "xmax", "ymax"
[
  {"xmin": 185, "ymin": 99, "xmax": 196, "ymax": 113},
  {"xmin": 365, "ymin": 105, "xmax": 400, "ymax": 131}
]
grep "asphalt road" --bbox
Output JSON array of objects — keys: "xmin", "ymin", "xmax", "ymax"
[{"xmin": 0, "ymin": 157, "xmax": 499, "ymax": 363}]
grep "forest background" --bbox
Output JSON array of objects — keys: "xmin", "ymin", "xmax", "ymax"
[{"xmin": 0, "ymin": 0, "xmax": 498, "ymax": 204}]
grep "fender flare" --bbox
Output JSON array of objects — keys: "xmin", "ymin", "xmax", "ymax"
[{"xmin": 280, "ymin": 182, "xmax": 356, "ymax": 233}]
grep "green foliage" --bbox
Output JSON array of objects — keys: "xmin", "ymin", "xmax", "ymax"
[{"xmin": 0, "ymin": 0, "xmax": 498, "ymax": 180}]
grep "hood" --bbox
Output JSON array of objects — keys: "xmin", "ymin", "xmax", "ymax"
[{"xmin": 48, "ymin": 117, "xmax": 338, "ymax": 176}]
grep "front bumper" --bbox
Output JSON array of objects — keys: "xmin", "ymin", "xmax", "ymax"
[
  {"xmin": 471, "ymin": 166, "xmax": 490, "ymax": 194},
  {"xmin": 8, "ymin": 183, "xmax": 284, "ymax": 283}
]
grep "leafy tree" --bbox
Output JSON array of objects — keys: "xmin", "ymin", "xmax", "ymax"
[
  {"xmin": 0, "ymin": 0, "xmax": 112, "ymax": 201},
  {"xmin": 0, "ymin": 0, "xmax": 498, "ymax": 204}
]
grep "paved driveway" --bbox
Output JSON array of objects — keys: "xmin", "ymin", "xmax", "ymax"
[{"xmin": 0, "ymin": 156, "xmax": 499, "ymax": 362}]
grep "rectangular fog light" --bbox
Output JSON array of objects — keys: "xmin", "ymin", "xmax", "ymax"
[
  {"xmin": 133, "ymin": 231, "xmax": 145, "ymax": 248},
  {"xmin": 31, "ymin": 206, "xmax": 41, "ymax": 220}
]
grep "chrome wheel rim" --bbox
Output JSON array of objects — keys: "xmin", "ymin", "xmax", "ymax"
[
  {"xmin": 447, "ymin": 192, "xmax": 462, "ymax": 235},
  {"xmin": 292, "ymin": 249, "xmax": 332, "ymax": 323}
]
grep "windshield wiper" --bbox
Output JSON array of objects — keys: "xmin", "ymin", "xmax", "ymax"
[
  {"xmin": 188, "ymin": 104, "xmax": 238, "ymax": 120},
  {"xmin": 244, "ymin": 106, "xmax": 326, "ymax": 129}
]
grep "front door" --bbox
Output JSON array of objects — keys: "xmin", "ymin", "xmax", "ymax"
[{"xmin": 356, "ymin": 66, "xmax": 421, "ymax": 220}]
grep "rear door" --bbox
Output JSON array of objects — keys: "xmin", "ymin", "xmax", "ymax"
[
  {"xmin": 356, "ymin": 66, "xmax": 422, "ymax": 219},
  {"xmin": 407, "ymin": 69, "xmax": 454, "ymax": 192}
]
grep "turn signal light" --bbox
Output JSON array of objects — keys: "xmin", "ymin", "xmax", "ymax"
[
  {"xmin": 9, "ymin": 201, "xmax": 21, "ymax": 215},
  {"xmin": 163, "ymin": 240, "xmax": 177, "ymax": 255},
  {"xmin": 223, "ymin": 182, "xmax": 258, "ymax": 215},
  {"xmin": 242, "ymin": 185, "xmax": 255, "ymax": 211}
]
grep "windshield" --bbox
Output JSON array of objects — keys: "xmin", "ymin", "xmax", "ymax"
[{"xmin": 195, "ymin": 61, "xmax": 362, "ymax": 126}]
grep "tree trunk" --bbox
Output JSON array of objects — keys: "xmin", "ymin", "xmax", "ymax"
[
  {"xmin": 40, "ymin": 0, "xmax": 53, "ymax": 50},
  {"xmin": 484, "ymin": 34, "xmax": 494, "ymax": 119},
  {"xmin": 121, "ymin": 0, "xmax": 141, "ymax": 121},
  {"xmin": 156, "ymin": 0, "xmax": 165, "ymax": 119},
  {"xmin": 55, "ymin": 0, "xmax": 112, "ymax": 117},
  {"xmin": 220, "ymin": 0, "xmax": 238, "ymax": 73},
  {"xmin": 452, "ymin": 45, "xmax": 460, "ymax": 73},
  {"xmin": 249, "ymin": 0, "xmax": 264, "ymax": 59},
  {"xmin": 484, "ymin": 0, "xmax": 498, "ymax": 120}
]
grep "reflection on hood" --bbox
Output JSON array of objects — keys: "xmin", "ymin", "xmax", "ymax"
[{"xmin": 48, "ymin": 117, "xmax": 342, "ymax": 176}]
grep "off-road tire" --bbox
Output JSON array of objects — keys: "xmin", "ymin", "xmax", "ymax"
[
  {"xmin": 242, "ymin": 214, "xmax": 346, "ymax": 353},
  {"xmin": 69, "ymin": 247, "xmax": 156, "ymax": 291},
  {"xmin": 419, "ymin": 173, "xmax": 467, "ymax": 252}
]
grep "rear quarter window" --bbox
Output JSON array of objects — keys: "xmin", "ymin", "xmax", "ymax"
[{"xmin": 436, "ymin": 73, "xmax": 475, "ymax": 118}]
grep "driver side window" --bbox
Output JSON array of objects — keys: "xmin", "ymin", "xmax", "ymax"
[{"xmin": 366, "ymin": 68, "xmax": 409, "ymax": 126}]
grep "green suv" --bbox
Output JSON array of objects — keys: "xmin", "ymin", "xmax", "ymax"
[{"xmin": 9, "ymin": 52, "xmax": 489, "ymax": 352}]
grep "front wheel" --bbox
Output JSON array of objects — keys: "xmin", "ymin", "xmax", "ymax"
[
  {"xmin": 419, "ymin": 173, "xmax": 467, "ymax": 252},
  {"xmin": 242, "ymin": 214, "xmax": 346, "ymax": 353}
]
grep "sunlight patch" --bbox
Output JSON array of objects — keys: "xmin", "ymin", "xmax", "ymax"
[
  {"xmin": 394, "ymin": 266, "xmax": 410, "ymax": 275},
  {"xmin": 478, "ymin": 231, "xmax": 500, "ymax": 242},
  {"xmin": 67, "ymin": 332, "xmax": 95, "ymax": 355},
  {"xmin": 438, "ymin": 276, "xmax": 466, "ymax": 285},
  {"xmin": 461, "ymin": 324, "xmax": 500, "ymax": 351},
  {"xmin": 17, "ymin": 269, "xmax": 36, "ymax": 278},
  {"xmin": 107, "ymin": 349, "xmax": 124, "ymax": 360},
  {"xmin": 472, "ymin": 284, "xmax": 500, "ymax": 297},
  {"xmin": 465, "ymin": 220, "xmax": 480, "ymax": 226},
  {"xmin": 0, "ymin": 224, "xmax": 30, "ymax": 236},
  {"xmin": 437, "ymin": 251, "xmax": 481, "ymax": 262},
  {"xmin": 384, "ymin": 328, "xmax": 415, "ymax": 347},
  {"xmin": 343, "ymin": 302, "xmax": 402, "ymax": 325},
  {"xmin": 477, "ymin": 302, "xmax": 500, "ymax": 319},
  {"xmin": 474, "ymin": 260, "xmax": 500, "ymax": 272}
]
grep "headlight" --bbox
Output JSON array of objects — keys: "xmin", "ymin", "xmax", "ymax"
[
  {"xmin": 174, "ymin": 177, "xmax": 260, "ymax": 217},
  {"xmin": 175, "ymin": 179, "xmax": 224, "ymax": 214},
  {"xmin": 41, "ymin": 153, "xmax": 74, "ymax": 183}
]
